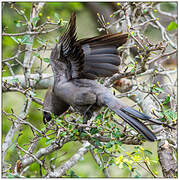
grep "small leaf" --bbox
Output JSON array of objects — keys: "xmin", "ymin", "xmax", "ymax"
[
  {"xmin": 163, "ymin": 96, "xmax": 170, "ymax": 104},
  {"xmin": 45, "ymin": 137, "xmax": 55, "ymax": 145},
  {"xmin": 155, "ymin": 87, "xmax": 164, "ymax": 92},
  {"xmin": 37, "ymin": 37, "xmax": 46, "ymax": 45},
  {"xmin": 7, "ymin": 173, "xmax": 15, "ymax": 178},
  {"xmin": 23, "ymin": 41, "xmax": 33, "ymax": 45},
  {"xmin": 80, "ymin": 132, "xmax": 88, "ymax": 137},
  {"xmin": 21, "ymin": 34, "xmax": 33, "ymax": 45},
  {"xmin": 164, "ymin": 110, "xmax": 177, "ymax": 121},
  {"xmin": 11, "ymin": 36, "xmax": 19, "ymax": 44},
  {"xmin": 29, "ymin": 91, "xmax": 36, "ymax": 97},
  {"xmin": 93, "ymin": 138, "xmax": 102, "ymax": 146},
  {"xmin": 106, "ymin": 142, "xmax": 113, "ymax": 148},
  {"xmin": 32, "ymin": 16, "xmax": 40, "ymax": 27},
  {"xmin": 97, "ymin": 148, "xmax": 103, "ymax": 153},
  {"xmin": 134, "ymin": 170, "xmax": 141, "ymax": 178},
  {"xmin": 41, "ymin": 127, "xmax": 46, "ymax": 131},
  {"xmin": 16, "ymin": 22, "xmax": 21, "ymax": 28},
  {"xmin": 60, "ymin": 20, "xmax": 68, "ymax": 26},
  {"xmin": 20, "ymin": 10, "xmax": 24, "ymax": 14},
  {"xmin": 10, "ymin": 78, "xmax": 19, "ymax": 83},
  {"xmin": 131, "ymin": 68, "xmax": 135, "ymax": 73},
  {"xmin": 95, "ymin": 114, "xmax": 102, "ymax": 120},
  {"xmin": 54, "ymin": 12, "xmax": 60, "ymax": 21},
  {"xmin": 144, "ymin": 149, "xmax": 153, "ymax": 156},
  {"xmin": 167, "ymin": 21, "xmax": 177, "ymax": 31},
  {"xmin": 90, "ymin": 127, "xmax": 99, "ymax": 135},
  {"xmin": 43, "ymin": 58, "xmax": 50, "ymax": 63},
  {"xmin": 60, "ymin": 132, "xmax": 67, "ymax": 137},
  {"xmin": 34, "ymin": 52, "xmax": 41, "ymax": 59},
  {"xmin": 21, "ymin": 35, "xmax": 30, "ymax": 44}
]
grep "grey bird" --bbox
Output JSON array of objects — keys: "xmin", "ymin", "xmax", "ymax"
[{"xmin": 43, "ymin": 13, "xmax": 157, "ymax": 141}]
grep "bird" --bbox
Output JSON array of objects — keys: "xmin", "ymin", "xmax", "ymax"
[{"xmin": 43, "ymin": 12, "xmax": 157, "ymax": 141}]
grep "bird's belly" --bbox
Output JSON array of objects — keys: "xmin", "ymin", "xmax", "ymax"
[{"xmin": 54, "ymin": 81, "xmax": 97, "ymax": 106}]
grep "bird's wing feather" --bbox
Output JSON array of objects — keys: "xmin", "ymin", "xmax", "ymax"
[
  {"xmin": 79, "ymin": 33, "xmax": 128, "ymax": 79},
  {"xmin": 58, "ymin": 12, "xmax": 85, "ymax": 79},
  {"xmin": 55, "ymin": 13, "xmax": 128, "ymax": 80}
]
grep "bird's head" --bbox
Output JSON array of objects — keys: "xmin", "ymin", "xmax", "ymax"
[{"xmin": 43, "ymin": 111, "xmax": 52, "ymax": 124}]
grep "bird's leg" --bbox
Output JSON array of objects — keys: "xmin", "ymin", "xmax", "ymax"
[
  {"xmin": 83, "ymin": 104, "xmax": 94, "ymax": 124},
  {"xmin": 78, "ymin": 104, "xmax": 94, "ymax": 133}
]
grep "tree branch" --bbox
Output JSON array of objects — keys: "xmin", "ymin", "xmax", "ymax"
[{"xmin": 48, "ymin": 141, "xmax": 90, "ymax": 177}]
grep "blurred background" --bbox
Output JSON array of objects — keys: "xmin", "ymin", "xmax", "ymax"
[{"xmin": 2, "ymin": 2, "xmax": 177, "ymax": 177}]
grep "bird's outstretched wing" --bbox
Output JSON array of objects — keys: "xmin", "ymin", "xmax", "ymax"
[{"xmin": 55, "ymin": 13, "xmax": 128, "ymax": 80}]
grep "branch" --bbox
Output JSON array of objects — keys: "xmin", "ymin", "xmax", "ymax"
[
  {"xmin": 90, "ymin": 149, "xmax": 110, "ymax": 177},
  {"xmin": 2, "ymin": 26, "xmax": 59, "ymax": 37},
  {"xmin": 21, "ymin": 138, "xmax": 70, "ymax": 168},
  {"xmin": 2, "ymin": 97, "xmax": 32, "ymax": 164},
  {"xmin": 2, "ymin": 73, "xmax": 54, "ymax": 92},
  {"xmin": 23, "ymin": 2, "xmax": 45, "ymax": 87},
  {"xmin": 146, "ymin": 50, "xmax": 177, "ymax": 65},
  {"xmin": 48, "ymin": 141, "xmax": 90, "ymax": 177},
  {"xmin": 149, "ymin": 11, "xmax": 177, "ymax": 49}
]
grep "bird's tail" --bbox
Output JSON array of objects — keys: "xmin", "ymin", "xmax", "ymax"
[{"xmin": 99, "ymin": 91, "xmax": 156, "ymax": 141}]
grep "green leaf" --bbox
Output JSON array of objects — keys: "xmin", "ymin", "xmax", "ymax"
[
  {"xmin": 143, "ymin": 9, "xmax": 148, "ymax": 14},
  {"xmin": 128, "ymin": 63, "xmax": 135, "ymax": 68},
  {"xmin": 115, "ymin": 140, "xmax": 122, "ymax": 145},
  {"xmin": 32, "ymin": 16, "xmax": 40, "ymax": 27},
  {"xmin": 37, "ymin": 37, "xmax": 46, "ymax": 45},
  {"xmin": 60, "ymin": 131, "xmax": 67, "ymax": 137},
  {"xmin": 95, "ymin": 114, "xmax": 102, "ymax": 120},
  {"xmin": 112, "ymin": 11, "xmax": 120, "ymax": 17},
  {"xmin": 16, "ymin": 22, "xmax": 21, "ymax": 28},
  {"xmin": 60, "ymin": 20, "xmax": 68, "ymax": 26},
  {"xmin": 20, "ymin": 10, "xmax": 25, "ymax": 14},
  {"xmin": 90, "ymin": 127, "xmax": 99, "ymax": 135},
  {"xmin": 134, "ymin": 170, "xmax": 141, "ymax": 178},
  {"xmin": 131, "ymin": 68, "xmax": 135, "ymax": 73},
  {"xmin": 106, "ymin": 142, "xmax": 113, "ymax": 148},
  {"xmin": 69, "ymin": 170, "xmax": 80, "ymax": 178},
  {"xmin": 97, "ymin": 148, "xmax": 103, "ymax": 153},
  {"xmin": 43, "ymin": 58, "xmax": 50, "ymax": 63},
  {"xmin": 7, "ymin": 173, "xmax": 16, "ymax": 178},
  {"xmin": 93, "ymin": 138, "xmax": 102, "ymax": 146},
  {"xmin": 54, "ymin": 12, "xmax": 60, "ymax": 21},
  {"xmin": 34, "ymin": 52, "xmax": 41, "ymax": 59},
  {"xmin": 80, "ymin": 132, "xmax": 88, "ymax": 137},
  {"xmin": 164, "ymin": 110, "xmax": 177, "ymax": 121},
  {"xmin": 11, "ymin": 36, "xmax": 19, "ymax": 44},
  {"xmin": 158, "ymin": 112, "xmax": 164, "ymax": 118},
  {"xmin": 41, "ymin": 127, "xmax": 46, "ymax": 131},
  {"xmin": 112, "ymin": 130, "xmax": 120, "ymax": 138},
  {"xmin": 144, "ymin": 149, "xmax": 153, "ymax": 156},
  {"xmin": 155, "ymin": 87, "xmax": 164, "ymax": 92},
  {"xmin": 167, "ymin": 21, "xmax": 177, "ymax": 31},
  {"xmin": 10, "ymin": 78, "xmax": 19, "ymax": 83},
  {"xmin": 163, "ymin": 96, "xmax": 170, "ymax": 105},
  {"xmin": 45, "ymin": 137, "xmax": 55, "ymax": 145},
  {"xmin": 21, "ymin": 35, "xmax": 30, "ymax": 44}
]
